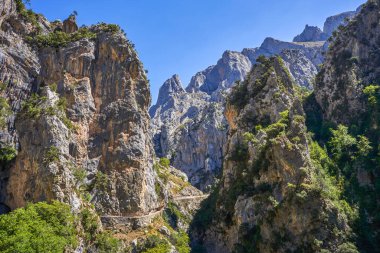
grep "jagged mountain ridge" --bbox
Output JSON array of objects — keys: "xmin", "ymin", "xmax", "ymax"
[
  {"xmin": 191, "ymin": 56, "xmax": 354, "ymax": 253},
  {"xmin": 150, "ymin": 7, "xmax": 359, "ymax": 191},
  {"xmin": 191, "ymin": 1, "xmax": 380, "ymax": 252}
]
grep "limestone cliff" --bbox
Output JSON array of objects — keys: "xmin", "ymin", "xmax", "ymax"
[
  {"xmin": 150, "ymin": 8, "xmax": 357, "ymax": 192},
  {"xmin": 191, "ymin": 57, "xmax": 356, "ymax": 253},
  {"xmin": 312, "ymin": 1, "xmax": 380, "ymax": 251},
  {"xmin": 293, "ymin": 25, "xmax": 328, "ymax": 42},
  {"xmin": 315, "ymin": 0, "xmax": 379, "ymax": 124},
  {"xmin": 0, "ymin": 0, "xmax": 159, "ymax": 225}
]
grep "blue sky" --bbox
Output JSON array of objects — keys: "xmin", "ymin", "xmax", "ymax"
[{"xmin": 30, "ymin": 0, "xmax": 366, "ymax": 104}]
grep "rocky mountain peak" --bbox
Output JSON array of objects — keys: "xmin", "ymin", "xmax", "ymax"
[
  {"xmin": 260, "ymin": 37, "xmax": 279, "ymax": 50},
  {"xmin": 323, "ymin": 10, "xmax": 358, "ymax": 36},
  {"xmin": 62, "ymin": 14, "xmax": 78, "ymax": 33},
  {"xmin": 293, "ymin": 25, "xmax": 328, "ymax": 42},
  {"xmin": 156, "ymin": 74, "xmax": 184, "ymax": 104}
]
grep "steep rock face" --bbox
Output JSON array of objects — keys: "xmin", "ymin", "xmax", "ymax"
[
  {"xmin": 151, "ymin": 6, "xmax": 359, "ymax": 194},
  {"xmin": 315, "ymin": 1, "xmax": 379, "ymax": 124},
  {"xmin": 323, "ymin": 10, "xmax": 358, "ymax": 37},
  {"xmin": 150, "ymin": 75, "xmax": 226, "ymax": 190},
  {"xmin": 191, "ymin": 57, "xmax": 354, "ymax": 253},
  {"xmin": 186, "ymin": 51, "xmax": 252, "ymax": 95},
  {"xmin": 0, "ymin": 7, "xmax": 159, "ymax": 225},
  {"xmin": 293, "ymin": 25, "xmax": 328, "ymax": 42},
  {"xmin": 312, "ymin": 1, "xmax": 380, "ymax": 251},
  {"xmin": 62, "ymin": 14, "xmax": 78, "ymax": 33},
  {"xmin": 151, "ymin": 39, "xmax": 324, "ymax": 191}
]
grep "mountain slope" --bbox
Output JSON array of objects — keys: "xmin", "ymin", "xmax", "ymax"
[
  {"xmin": 150, "ymin": 8, "xmax": 358, "ymax": 192},
  {"xmin": 190, "ymin": 57, "xmax": 356, "ymax": 253},
  {"xmin": 191, "ymin": 1, "xmax": 380, "ymax": 252}
]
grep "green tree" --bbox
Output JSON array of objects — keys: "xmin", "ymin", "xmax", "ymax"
[
  {"xmin": 363, "ymin": 84, "xmax": 380, "ymax": 106},
  {"xmin": 356, "ymin": 135, "xmax": 372, "ymax": 157},
  {"xmin": 0, "ymin": 201, "xmax": 78, "ymax": 253},
  {"xmin": 328, "ymin": 125, "xmax": 357, "ymax": 162},
  {"xmin": 0, "ymin": 144, "xmax": 17, "ymax": 166},
  {"xmin": 159, "ymin": 157, "xmax": 170, "ymax": 168}
]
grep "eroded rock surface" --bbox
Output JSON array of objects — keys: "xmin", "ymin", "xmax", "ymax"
[
  {"xmin": 191, "ymin": 57, "xmax": 354, "ymax": 253},
  {"xmin": 0, "ymin": 6, "xmax": 159, "ymax": 224},
  {"xmin": 150, "ymin": 8, "xmax": 359, "ymax": 191}
]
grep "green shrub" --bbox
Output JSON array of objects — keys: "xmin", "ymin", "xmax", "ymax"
[
  {"xmin": 154, "ymin": 162, "xmax": 170, "ymax": 184},
  {"xmin": 164, "ymin": 201, "xmax": 190, "ymax": 228},
  {"xmin": 328, "ymin": 125, "xmax": 357, "ymax": 163},
  {"xmin": 138, "ymin": 235, "xmax": 170, "ymax": 253},
  {"xmin": 172, "ymin": 230, "xmax": 190, "ymax": 253},
  {"xmin": 0, "ymin": 201, "xmax": 78, "ymax": 252},
  {"xmin": 363, "ymin": 84, "xmax": 380, "ymax": 106},
  {"xmin": 20, "ymin": 93, "xmax": 76, "ymax": 131},
  {"xmin": 43, "ymin": 146, "xmax": 60, "ymax": 164},
  {"xmin": 49, "ymin": 83, "xmax": 58, "ymax": 92},
  {"xmin": 20, "ymin": 93, "xmax": 47, "ymax": 119},
  {"xmin": 28, "ymin": 28, "xmax": 96, "ymax": 48},
  {"xmin": 94, "ymin": 232, "xmax": 120, "ymax": 253},
  {"xmin": 356, "ymin": 135, "xmax": 372, "ymax": 157},
  {"xmin": 95, "ymin": 171, "xmax": 109, "ymax": 190},
  {"xmin": 243, "ymin": 132, "xmax": 256, "ymax": 145},
  {"xmin": 0, "ymin": 145, "xmax": 17, "ymax": 166},
  {"xmin": 97, "ymin": 23, "xmax": 120, "ymax": 33},
  {"xmin": 80, "ymin": 208, "xmax": 99, "ymax": 241},
  {"xmin": 155, "ymin": 181, "xmax": 162, "ymax": 196},
  {"xmin": 73, "ymin": 167, "xmax": 87, "ymax": 185},
  {"xmin": 15, "ymin": 0, "xmax": 39, "ymax": 28},
  {"xmin": 0, "ymin": 97, "xmax": 11, "ymax": 128},
  {"xmin": 159, "ymin": 157, "xmax": 170, "ymax": 168},
  {"xmin": 336, "ymin": 243, "xmax": 359, "ymax": 253},
  {"xmin": 80, "ymin": 209, "xmax": 120, "ymax": 252},
  {"xmin": 229, "ymin": 80, "xmax": 249, "ymax": 109}
]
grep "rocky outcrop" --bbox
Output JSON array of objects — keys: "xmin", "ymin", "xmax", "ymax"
[
  {"xmin": 315, "ymin": 1, "xmax": 380, "ymax": 124},
  {"xmin": 323, "ymin": 10, "xmax": 358, "ymax": 37},
  {"xmin": 191, "ymin": 57, "xmax": 354, "ymax": 253},
  {"xmin": 150, "ymin": 75, "xmax": 226, "ymax": 190},
  {"xmin": 313, "ymin": 2, "xmax": 380, "ymax": 251},
  {"xmin": 0, "ymin": 4, "xmax": 159, "ymax": 228},
  {"xmin": 293, "ymin": 25, "xmax": 328, "ymax": 42},
  {"xmin": 151, "ymin": 38, "xmax": 325, "ymax": 192},
  {"xmin": 151, "ymin": 6, "xmax": 361, "ymax": 193},
  {"xmin": 186, "ymin": 51, "xmax": 252, "ymax": 95},
  {"xmin": 62, "ymin": 15, "xmax": 78, "ymax": 34}
]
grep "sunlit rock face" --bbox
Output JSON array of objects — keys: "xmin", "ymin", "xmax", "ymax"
[{"xmin": 0, "ymin": 10, "xmax": 159, "ymax": 221}]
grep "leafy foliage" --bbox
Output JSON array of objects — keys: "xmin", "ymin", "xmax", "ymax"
[
  {"xmin": 0, "ymin": 145, "xmax": 17, "ymax": 167},
  {"xmin": 363, "ymin": 84, "xmax": 380, "ymax": 106},
  {"xmin": 0, "ymin": 97, "xmax": 11, "ymax": 128},
  {"xmin": 15, "ymin": 0, "xmax": 40, "ymax": 28},
  {"xmin": 94, "ymin": 171, "xmax": 109, "ymax": 190},
  {"xmin": 305, "ymin": 86, "xmax": 380, "ymax": 251},
  {"xmin": 94, "ymin": 232, "xmax": 120, "ymax": 253},
  {"xmin": 27, "ymin": 28, "xmax": 96, "ymax": 48},
  {"xmin": 97, "ymin": 23, "xmax": 121, "ymax": 34},
  {"xmin": 328, "ymin": 125, "xmax": 357, "ymax": 162},
  {"xmin": 43, "ymin": 146, "xmax": 60, "ymax": 164},
  {"xmin": 137, "ymin": 235, "xmax": 170, "ymax": 253},
  {"xmin": 159, "ymin": 157, "xmax": 170, "ymax": 168},
  {"xmin": 19, "ymin": 93, "xmax": 48, "ymax": 119},
  {"xmin": 172, "ymin": 230, "xmax": 190, "ymax": 253},
  {"xmin": 0, "ymin": 201, "xmax": 78, "ymax": 253}
]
